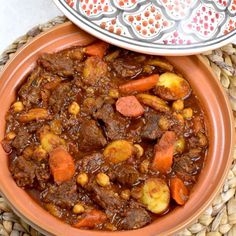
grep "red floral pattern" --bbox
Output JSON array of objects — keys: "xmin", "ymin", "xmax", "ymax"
[{"xmin": 64, "ymin": 0, "xmax": 236, "ymax": 45}]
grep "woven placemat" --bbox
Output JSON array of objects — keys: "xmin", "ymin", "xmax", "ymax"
[{"xmin": 0, "ymin": 16, "xmax": 236, "ymax": 236}]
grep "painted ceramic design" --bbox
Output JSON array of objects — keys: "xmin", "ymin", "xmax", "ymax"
[{"xmin": 53, "ymin": 0, "xmax": 236, "ymax": 55}]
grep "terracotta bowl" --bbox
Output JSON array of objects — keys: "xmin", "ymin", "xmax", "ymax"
[{"xmin": 0, "ymin": 22, "xmax": 234, "ymax": 236}]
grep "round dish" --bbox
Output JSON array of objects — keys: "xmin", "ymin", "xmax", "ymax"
[
  {"xmin": 53, "ymin": 0, "xmax": 236, "ymax": 56},
  {"xmin": 0, "ymin": 22, "xmax": 234, "ymax": 236}
]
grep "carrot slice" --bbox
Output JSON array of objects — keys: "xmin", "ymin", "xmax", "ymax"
[
  {"xmin": 84, "ymin": 41, "xmax": 109, "ymax": 58},
  {"xmin": 116, "ymin": 96, "xmax": 144, "ymax": 117},
  {"xmin": 119, "ymin": 74, "xmax": 159, "ymax": 93},
  {"xmin": 49, "ymin": 147, "xmax": 75, "ymax": 184},
  {"xmin": 170, "ymin": 177, "xmax": 189, "ymax": 205},
  {"xmin": 151, "ymin": 131, "xmax": 176, "ymax": 173},
  {"xmin": 73, "ymin": 210, "xmax": 107, "ymax": 229}
]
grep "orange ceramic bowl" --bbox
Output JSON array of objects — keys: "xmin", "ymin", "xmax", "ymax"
[{"xmin": 0, "ymin": 22, "xmax": 234, "ymax": 236}]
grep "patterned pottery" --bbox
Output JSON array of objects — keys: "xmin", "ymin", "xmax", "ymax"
[{"xmin": 53, "ymin": 0, "xmax": 236, "ymax": 55}]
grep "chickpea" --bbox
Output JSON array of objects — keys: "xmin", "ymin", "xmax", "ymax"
[
  {"xmin": 50, "ymin": 119, "xmax": 62, "ymax": 135},
  {"xmin": 22, "ymin": 146, "xmax": 34, "ymax": 159},
  {"xmin": 96, "ymin": 173, "xmax": 110, "ymax": 187},
  {"xmin": 140, "ymin": 160, "xmax": 150, "ymax": 174},
  {"xmin": 174, "ymin": 137, "xmax": 185, "ymax": 154},
  {"xmin": 86, "ymin": 87, "xmax": 94, "ymax": 94},
  {"xmin": 73, "ymin": 204, "xmax": 85, "ymax": 214},
  {"xmin": 68, "ymin": 101, "xmax": 80, "ymax": 115},
  {"xmin": 131, "ymin": 187, "xmax": 142, "ymax": 199},
  {"xmin": 6, "ymin": 132, "xmax": 16, "ymax": 140},
  {"xmin": 76, "ymin": 173, "xmax": 88, "ymax": 187},
  {"xmin": 120, "ymin": 189, "xmax": 131, "ymax": 200},
  {"xmin": 143, "ymin": 65, "xmax": 153, "ymax": 74},
  {"xmin": 109, "ymin": 89, "xmax": 119, "ymax": 99},
  {"xmin": 182, "ymin": 108, "xmax": 193, "ymax": 119},
  {"xmin": 172, "ymin": 100, "xmax": 184, "ymax": 111},
  {"xmin": 12, "ymin": 101, "xmax": 24, "ymax": 113},
  {"xmin": 105, "ymin": 223, "xmax": 117, "ymax": 231},
  {"xmin": 174, "ymin": 112, "xmax": 184, "ymax": 125},
  {"xmin": 158, "ymin": 116, "xmax": 170, "ymax": 130},
  {"xmin": 198, "ymin": 132, "xmax": 208, "ymax": 147},
  {"xmin": 134, "ymin": 144, "xmax": 144, "ymax": 158},
  {"xmin": 33, "ymin": 146, "xmax": 47, "ymax": 161}
]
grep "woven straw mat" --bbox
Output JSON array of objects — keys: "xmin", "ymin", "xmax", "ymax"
[{"xmin": 0, "ymin": 16, "xmax": 235, "ymax": 236}]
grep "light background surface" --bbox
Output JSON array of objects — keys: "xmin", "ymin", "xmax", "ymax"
[{"xmin": 0, "ymin": 0, "xmax": 62, "ymax": 54}]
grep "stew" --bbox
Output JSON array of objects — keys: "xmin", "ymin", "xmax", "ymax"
[{"xmin": 2, "ymin": 41, "xmax": 208, "ymax": 231}]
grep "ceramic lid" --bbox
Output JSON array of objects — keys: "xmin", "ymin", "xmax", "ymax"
[{"xmin": 53, "ymin": 0, "xmax": 236, "ymax": 55}]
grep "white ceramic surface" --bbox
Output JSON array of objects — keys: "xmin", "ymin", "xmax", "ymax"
[{"xmin": 53, "ymin": 0, "xmax": 236, "ymax": 55}]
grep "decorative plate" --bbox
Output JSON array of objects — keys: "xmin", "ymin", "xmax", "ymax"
[{"xmin": 53, "ymin": 0, "xmax": 236, "ymax": 55}]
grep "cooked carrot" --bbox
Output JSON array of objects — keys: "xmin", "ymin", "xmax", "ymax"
[
  {"xmin": 151, "ymin": 131, "xmax": 176, "ymax": 173},
  {"xmin": 119, "ymin": 74, "xmax": 159, "ymax": 93},
  {"xmin": 116, "ymin": 96, "xmax": 144, "ymax": 117},
  {"xmin": 170, "ymin": 177, "xmax": 189, "ymax": 205},
  {"xmin": 73, "ymin": 209, "xmax": 107, "ymax": 229},
  {"xmin": 83, "ymin": 41, "xmax": 109, "ymax": 58},
  {"xmin": 49, "ymin": 147, "xmax": 75, "ymax": 184}
]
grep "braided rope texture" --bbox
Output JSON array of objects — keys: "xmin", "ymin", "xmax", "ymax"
[{"xmin": 0, "ymin": 16, "xmax": 235, "ymax": 236}]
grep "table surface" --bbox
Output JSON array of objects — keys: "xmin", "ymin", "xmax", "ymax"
[
  {"xmin": 0, "ymin": 0, "xmax": 235, "ymax": 55},
  {"xmin": 0, "ymin": 0, "xmax": 62, "ymax": 54}
]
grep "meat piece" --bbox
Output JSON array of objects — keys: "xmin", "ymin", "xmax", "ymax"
[
  {"xmin": 78, "ymin": 152, "xmax": 104, "ymax": 173},
  {"xmin": 18, "ymin": 67, "xmax": 41, "ymax": 99},
  {"xmin": 27, "ymin": 87, "xmax": 41, "ymax": 104},
  {"xmin": 26, "ymin": 122, "xmax": 43, "ymax": 133},
  {"xmin": 141, "ymin": 110, "xmax": 162, "ymax": 140},
  {"xmin": 78, "ymin": 119, "xmax": 107, "ymax": 151},
  {"xmin": 173, "ymin": 155, "xmax": 197, "ymax": 175},
  {"xmin": 12, "ymin": 128, "xmax": 31, "ymax": 151},
  {"xmin": 90, "ymin": 184, "xmax": 126, "ymax": 213},
  {"xmin": 94, "ymin": 103, "xmax": 129, "ymax": 140},
  {"xmin": 35, "ymin": 164, "xmax": 51, "ymax": 190},
  {"xmin": 83, "ymin": 57, "xmax": 108, "ymax": 85},
  {"xmin": 9, "ymin": 156, "xmax": 36, "ymax": 188},
  {"xmin": 114, "ymin": 164, "xmax": 139, "ymax": 186},
  {"xmin": 38, "ymin": 52, "xmax": 74, "ymax": 77},
  {"xmin": 112, "ymin": 58, "xmax": 142, "ymax": 78},
  {"xmin": 173, "ymin": 154, "xmax": 200, "ymax": 183},
  {"xmin": 49, "ymin": 83, "xmax": 71, "ymax": 113},
  {"xmin": 41, "ymin": 181, "xmax": 78, "ymax": 209},
  {"xmin": 121, "ymin": 208, "xmax": 151, "ymax": 230}
]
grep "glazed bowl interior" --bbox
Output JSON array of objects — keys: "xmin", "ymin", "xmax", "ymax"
[{"xmin": 0, "ymin": 22, "xmax": 234, "ymax": 236}]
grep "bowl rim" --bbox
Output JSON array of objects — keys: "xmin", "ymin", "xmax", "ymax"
[
  {"xmin": 52, "ymin": 0, "xmax": 236, "ymax": 56},
  {"xmin": 0, "ymin": 22, "xmax": 235, "ymax": 236}
]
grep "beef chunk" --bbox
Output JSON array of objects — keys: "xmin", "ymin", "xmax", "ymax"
[
  {"xmin": 121, "ymin": 208, "xmax": 151, "ymax": 230},
  {"xmin": 173, "ymin": 155, "xmax": 197, "ymax": 175},
  {"xmin": 114, "ymin": 164, "xmax": 139, "ymax": 186},
  {"xmin": 41, "ymin": 181, "xmax": 78, "ymax": 208},
  {"xmin": 27, "ymin": 87, "xmax": 41, "ymax": 104},
  {"xmin": 78, "ymin": 119, "xmax": 107, "ymax": 151},
  {"xmin": 49, "ymin": 83, "xmax": 71, "ymax": 113},
  {"xmin": 141, "ymin": 110, "xmax": 162, "ymax": 140},
  {"xmin": 94, "ymin": 103, "xmax": 129, "ymax": 140},
  {"xmin": 111, "ymin": 58, "xmax": 142, "ymax": 78},
  {"xmin": 12, "ymin": 129, "xmax": 31, "ymax": 151},
  {"xmin": 83, "ymin": 57, "xmax": 108, "ymax": 85},
  {"xmin": 35, "ymin": 164, "xmax": 51, "ymax": 190},
  {"xmin": 90, "ymin": 184, "xmax": 126, "ymax": 213},
  {"xmin": 9, "ymin": 156, "xmax": 36, "ymax": 188},
  {"xmin": 173, "ymin": 154, "xmax": 200, "ymax": 183},
  {"xmin": 78, "ymin": 152, "xmax": 104, "ymax": 173},
  {"xmin": 38, "ymin": 52, "xmax": 74, "ymax": 77}
]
